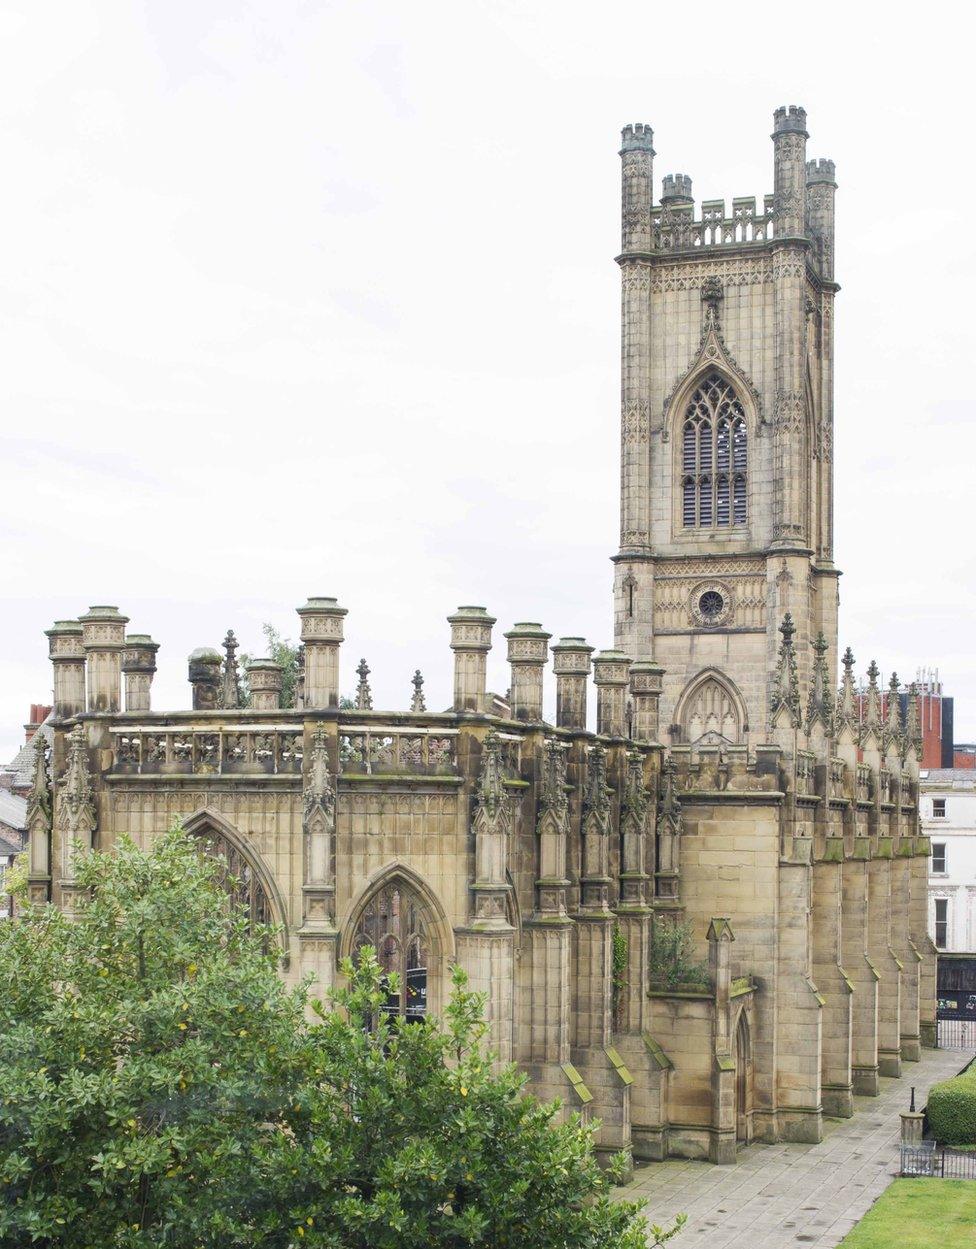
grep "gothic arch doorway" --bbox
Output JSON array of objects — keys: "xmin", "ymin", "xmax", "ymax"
[{"xmin": 734, "ymin": 1010, "xmax": 753, "ymax": 1144}]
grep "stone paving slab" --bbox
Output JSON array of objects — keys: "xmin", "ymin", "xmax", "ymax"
[{"xmin": 618, "ymin": 1046, "xmax": 974, "ymax": 1249}]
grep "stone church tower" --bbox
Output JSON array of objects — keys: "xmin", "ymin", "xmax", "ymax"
[{"xmin": 612, "ymin": 108, "xmax": 839, "ymax": 750}]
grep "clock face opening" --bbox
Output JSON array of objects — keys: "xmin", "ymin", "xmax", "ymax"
[{"xmin": 698, "ymin": 590, "xmax": 725, "ymax": 622}]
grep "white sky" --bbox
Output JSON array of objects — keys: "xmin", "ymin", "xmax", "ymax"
[{"xmin": 1, "ymin": 1, "xmax": 974, "ymax": 761}]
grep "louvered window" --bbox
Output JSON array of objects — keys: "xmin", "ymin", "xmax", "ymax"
[{"xmin": 681, "ymin": 373, "xmax": 748, "ymax": 528}]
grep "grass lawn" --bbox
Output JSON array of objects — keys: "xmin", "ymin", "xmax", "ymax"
[{"xmin": 839, "ymin": 1178, "xmax": 976, "ymax": 1247}]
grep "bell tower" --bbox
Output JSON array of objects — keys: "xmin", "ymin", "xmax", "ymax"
[{"xmin": 612, "ymin": 106, "xmax": 839, "ymax": 748}]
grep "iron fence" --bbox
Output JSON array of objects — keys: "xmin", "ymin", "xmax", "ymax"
[
  {"xmin": 901, "ymin": 1143, "xmax": 976, "ymax": 1180},
  {"xmin": 937, "ymin": 1019, "xmax": 976, "ymax": 1050}
]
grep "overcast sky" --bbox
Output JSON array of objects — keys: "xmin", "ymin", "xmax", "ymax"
[{"xmin": 1, "ymin": 1, "xmax": 973, "ymax": 761}]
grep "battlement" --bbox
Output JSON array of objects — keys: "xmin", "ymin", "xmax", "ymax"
[
  {"xmin": 661, "ymin": 173, "xmax": 693, "ymax": 204},
  {"xmin": 773, "ymin": 104, "xmax": 808, "ymax": 135},
  {"xmin": 652, "ymin": 193, "xmax": 776, "ymax": 249},
  {"xmin": 620, "ymin": 122, "xmax": 655, "ymax": 153},
  {"xmin": 806, "ymin": 157, "xmax": 836, "ymax": 184}
]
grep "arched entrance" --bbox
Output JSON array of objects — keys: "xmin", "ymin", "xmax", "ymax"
[{"xmin": 734, "ymin": 1011, "xmax": 753, "ymax": 1143}]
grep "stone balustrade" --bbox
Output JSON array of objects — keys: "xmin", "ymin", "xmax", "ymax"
[
  {"xmin": 112, "ymin": 725, "xmax": 304, "ymax": 775},
  {"xmin": 652, "ymin": 194, "xmax": 776, "ymax": 251},
  {"xmin": 338, "ymin": 725, "xmax": 458, "ymax": 776}
]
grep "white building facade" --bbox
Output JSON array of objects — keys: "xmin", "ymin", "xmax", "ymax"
[{"xmin": 921, "ymin": 769, "xmax": 976, "ymax": 951}]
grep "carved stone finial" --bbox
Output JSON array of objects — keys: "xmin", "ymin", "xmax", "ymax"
[
  {"xmin": 806, "ymin": 631, "xmax": 834, "ymax": 734},
  {"xmin": 701, "ymin": 277, "xmax": 723, "ymax": 333},
  {"xmin": 56, "ymin": 725, "xmax": 96, "ymax": 838},
  {"xmin": 354, "ymin": 658, "xmax": 373, "ymax": 711},
  {"xmin": 656, "ymin": 756, "xmax": 682, "ymax": 838},
  {"xmin": 583, "ymin": 744, "xmax": 613, "ymax": 836},
  {"xmin": 539, "ymin": 738, "xmax": 570, "ymax": 824},
  {"xmin": 622, "ymin": 750, "xmax": 649, "ymax": 828},
  {"xmin": 303, "ymin": 725, "xmax": 335, "ymax": 830},
  {"xmin": 410, "ymin": 669, "xmax": 426, "ymax": 713},
  {"xmin": 904, "ymin": 682, "xmax": 922, "ymax": 760},
  {"xmin": 26, "ymin": 733, "xmax": 52, "ymax": 832},
  {"xmin": 473, "ymin": 731, "xmax": 510, "ymax": 833},
  {"xmin": 219, "ymin": 629, "xmax": 241, "ymax": 710},
  {"xmin": 835, "ymin": 646, "xmax": 858, "ymax": 734},
  {"xmin": 863, "ymin": 659, "xmax": 882, "ymax": 736},
  {"xmin": 883, "ymin": 671, "xmax": 903, "ymax": 754},
  {"xmin": 769, "ymin": 613, "xmax": 802, "ymax": 730}
]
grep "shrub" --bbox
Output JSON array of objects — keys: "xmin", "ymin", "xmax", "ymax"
[
  {"xmin": 650, "ymin": 917, "xmax": 710, "ymax": 990},
  {"xmin": 928, "ymin": 1067, "xmax": 976, "ymax": 1147}
]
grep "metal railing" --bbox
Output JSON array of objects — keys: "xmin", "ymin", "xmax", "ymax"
[
  {"xmin": 901, "ymin": 1143, "xmax": 976, "ymax": 1180},
  {"xmin": 937, "ymin": 1019, "xmax": 976, "ymax": 1050}
]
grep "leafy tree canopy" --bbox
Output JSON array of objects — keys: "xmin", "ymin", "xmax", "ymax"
[{"xmin": 0, "ymin": 831, "xmax": 681, "ymax": 1249}]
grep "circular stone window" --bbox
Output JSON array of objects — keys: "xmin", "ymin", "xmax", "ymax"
[
  {"xmin": 698, "ymin": 590, "xmax": 725, "ymax": 621},
  {"xmin": 689, "ymin": 581, "xmax": 733, "ymax": 628}
]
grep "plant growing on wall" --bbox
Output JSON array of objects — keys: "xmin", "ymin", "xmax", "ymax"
[
  {"xmin": 612, "ymin": 924, "xmax": 629, "ymax": 1019},
  {"xmin": 650, "ymin": 916, "xmax": 710, "ymax": 990}
]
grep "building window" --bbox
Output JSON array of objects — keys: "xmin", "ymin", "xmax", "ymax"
[
  {"xmin": 353, "ymin": 881, "xmax": 431, "ymax": 1022},
  {"xmin": 934, "ymin": 898, "xmax": 948, "ymax": 949},
  {"xmin": 681, "ymin": 372, "xmax": 747, "ymax": 529},
  {"xmin": 932, "ymin": 842, "xmax": 947, "ymax": 874},
  {"xmin": 932, "ymin": 798, "xmax": 947, "ymax": 818},
  {"xmin": 192, "ymin": 825, "xmax": 272, "ymax": 930}
]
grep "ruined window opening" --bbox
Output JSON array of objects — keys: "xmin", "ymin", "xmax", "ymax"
[
  {"xmin": 353, "ymin": 881, "xmax": 431, "ymax": 1023},
  {"xmin": 192, "ymin": 825, "xmax": 272, "ymax": 931}
]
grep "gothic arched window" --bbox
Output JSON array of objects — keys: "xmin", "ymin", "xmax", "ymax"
[
  {"xmin": 682, "ymin": 373, "xmax": 747, "ymax": 528},
  {"xmin": 353, "ymin": 880, "xmax": 432, "ymax": 1021},
  {"xmin": 192, "ymin": 825, "xmax": 273, "ymax": 929},
  {"xmin": 679, "ymin": 674, "xmax": 743, "ymax": 745}
]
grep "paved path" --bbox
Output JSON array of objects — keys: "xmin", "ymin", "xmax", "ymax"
[{"xmin": 619, "ymin": 1046, "xmax": 974, "ymax": 1249}]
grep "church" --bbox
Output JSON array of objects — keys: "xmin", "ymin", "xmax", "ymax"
[{"xmin": 22, "ymin": 105, "xmax": 936, "ymax": 1168}]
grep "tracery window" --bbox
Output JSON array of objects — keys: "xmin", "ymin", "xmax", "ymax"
[
  {"xmin": 681, "ymin": 675, "xmax": 741, "ymax": 745},
  {"xmin": 353, "ymin": 881, "xmax": 431, "ymax": 1021},
  {"xmin": 681, "ymin": 373, "xmax": 747, "ymax": 528},
  {"xmin": 192, "ymin": 825, "xmax": 272, "ymax": 929}
]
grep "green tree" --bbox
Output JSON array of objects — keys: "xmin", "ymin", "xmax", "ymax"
[
  {"xmin": 0, "ymin": 832, "xmax": 684, "ymax": 1248},
  {"xmin": 0, "ymin": 830, "xmax": 335, "ymax": 1248},
  {"xmin": 303, "ymin": 950, "xmax": 670, "ymax": 1249},
  {"xmin": 239, "ymin": 623, "xmax": 301, "ymax": 708}
]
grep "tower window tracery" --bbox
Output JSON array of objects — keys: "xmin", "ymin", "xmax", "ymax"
[{"xmin": 681, "ymin": 373, "xmax": 747, "ymax": 528}]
